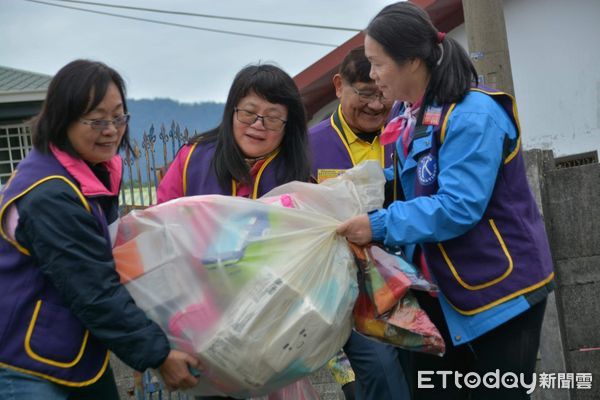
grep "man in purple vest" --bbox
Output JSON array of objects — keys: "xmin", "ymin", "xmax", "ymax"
[
  {"xmin": 309, "ymin": 46, "xmax": 409, "ymax": 400},
  {"xmin": 309, "ymin": 46, "xmax": 395, "ymax": 184}
]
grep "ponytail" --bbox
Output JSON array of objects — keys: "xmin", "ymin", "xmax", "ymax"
[
  {"xmin": 367, "ymin": 1, "xmax": 478, "ymax": 120},
  {"xmin": 422, "ymin": 36, "xmax": 478, "ymax": 118}
]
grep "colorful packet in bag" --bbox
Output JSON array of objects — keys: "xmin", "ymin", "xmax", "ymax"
[
  {"xmin": 350, "ymin": 244, "xmax": 445, "ymax": 356},
  {"xmin": 351, "ymin": 244, "xmax": 437, "ymax": 317},
  {"xmin": 361, "ymin": 246, "xmax": 412, "ymax": 316},
  {"xmin": 326, "ymin": 350, "xmax": 355, "ymax": 387},
  {"xmin": 368, "ymin": 245, "xmax": 437, "ymax": 293},
  {"xmin": 353, "ymin": 289, "xmax": 445, "ymax": 356}
]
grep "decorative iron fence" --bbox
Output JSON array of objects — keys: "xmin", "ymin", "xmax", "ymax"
[{"xmin": 120, "ymin": 121, "xmax": 197, "ymax": 213}]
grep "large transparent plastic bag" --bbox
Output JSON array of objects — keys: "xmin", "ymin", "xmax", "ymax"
[{"xmin": 113, "ymin": 161, "xmax": 385, "ymax": 398}]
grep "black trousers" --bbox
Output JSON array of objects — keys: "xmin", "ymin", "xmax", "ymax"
[{"xmin": 407, "ymin": 292, "xmax": 547, "ymax": 400}]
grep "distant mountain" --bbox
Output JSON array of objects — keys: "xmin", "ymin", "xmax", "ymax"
[
  {"xmin": 127, "ymin": 98, "xmax": 224, "ymax": 143},
  {"xmin": 122, "ymin": 98, "xmax": 224, "ymax": 184}
]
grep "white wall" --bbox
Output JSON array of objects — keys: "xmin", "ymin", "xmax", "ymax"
[
  {"xmin": 308, "ymin": 98, "xmax": 339, "ymax": 127},
  {"xmin": 449, "ymin": 0, "xmax": 600, "ymax": 157}
]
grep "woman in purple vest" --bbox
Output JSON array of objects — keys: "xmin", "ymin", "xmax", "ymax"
[
  {"xmin": 157, "ymin": 64, "xmax": 310, "ymax": 399},
  {"xmin": 337, "ymin": 3, "xmax": 554, "ymax": 399},
  {"xmin": 0, "ymin": 60, "xmax": 201, "ymax": 399},
  {"xmin": 158, "ymin": 64, "xmax": 310, "ymax": 203},
  {"xmin": 158, "ymin": 64, "xmax": 310, "ymax": 201}
]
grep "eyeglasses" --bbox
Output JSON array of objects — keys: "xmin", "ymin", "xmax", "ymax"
[
  {"xmin": 349, "ymin": 85, "xmax": 386, "ymax": 103},
  {"xmin": 234, "ymin": 108, "xmax": 287, "ymax": 131},
  {"xmin": 79, "ymin": 114, "xmax": 130, "ymax": 131}
]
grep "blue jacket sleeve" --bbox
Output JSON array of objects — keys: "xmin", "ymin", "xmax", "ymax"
[
  {"xmin": 15, "ymin": 180, "xmax": 171, "ymax": 372},
  {"xmin": 370, "ymin": 105, "xmax": 517, "ymax": 245}
]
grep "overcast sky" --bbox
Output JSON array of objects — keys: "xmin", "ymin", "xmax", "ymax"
[{"xmin": 0, "ymin": 0, "xmax": 399, "ymax": 103}]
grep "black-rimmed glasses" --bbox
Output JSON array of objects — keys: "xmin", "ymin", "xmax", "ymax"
[
  {"xmin": 234, "ymin": 108, "xmax": 287, "ymax": 131},
  {"xmin": 79, "ymin": 114, "xmax": 130, "ymax": 131},
  {"xmin": 349, "ymin": 85, "xmax": 386, "ymax": 103}
]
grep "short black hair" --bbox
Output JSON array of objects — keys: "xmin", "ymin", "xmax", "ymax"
[
  {"xmin": 338, "ymin": 45, "xmax": 373, "ymax": 84},
  {"xmin": 32, "ymin": 59, "xmax": 130, "ymax": 156}
]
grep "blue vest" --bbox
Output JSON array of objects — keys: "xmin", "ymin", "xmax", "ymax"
[
  {"xmin": 404, "ymin": 89, "xmax": 554, "ymax": 315},
  {"xmin": 309, "ymin": 108, "xmax": 395, "ymax": 181},
  {"xmin": 0, "ymin": 149, "xmax": 110, "ymax": 386},
  {"xmin": 184, "ymin": 139, "xmax": 285, "ymax": 198}
]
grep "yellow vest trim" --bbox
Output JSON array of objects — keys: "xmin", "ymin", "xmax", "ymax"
[
  {"xmin": 0, "ymin": 352, "xmax": 110, "ymax": 388},
  {"xmin": 182, "ymin": 142, "xmax": 199, "ymax": 196},
  {"xmin": 0, "ymin": 175, "xmax": 91, "ymax": 256},
  {"xmin": 185, "ymin": 142, "xmax": 277, "ymax": 199},
  {"xmin": 440, "ymin": 88, "xmax": 523, "ymax": 164},
  {"xmin": 0, "ymin": 171, "xmax": 109, "ymax": 386},
  {"xmin": 471, "ymin": 88, "xmax": 523, "ymax": 164},
  {"xmin": 330, "ymin": 105, "xmax": 386, "ymax": 168},
  {"xmin": 24, "ymin": 300, "xmax": 89, "ymax": 368},
  {"xmin": 447, "ymin": 272, "xmax": 555, "ymax": 316},
  {"xmin": 438, "ymin": 219, "xmax": 513, "ymax": 291},
  {"xmin": 252, "ymin": 149, "xmax": 280, "ymax": 199},
  {"xmin": 505, "ymin": 135, "xmax": 521, "ymax": 164},
  {"xmin": 439, "ymin": 103, "xmax": 457, "ymax": 144},
  {"xmin": 330, "ymin": 109, "xmax": 356, "ymax": 166}
]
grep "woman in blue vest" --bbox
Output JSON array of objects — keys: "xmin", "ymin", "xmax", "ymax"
[
  {"xmin": 158, "ymin": 64, "xmax": 310, "ymax": 202},
  {"xmin": 158, "ymin": 64, "xmax": 310, "ymax": 399},
  {"xmin": 0, "ymin": 60, "xmax": 201, "ymax": 399},
  {"xmin": 337, "ymin": 3, "xmax": 554, "ymax": 399}
]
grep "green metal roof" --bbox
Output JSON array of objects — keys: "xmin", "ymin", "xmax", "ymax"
[{"xmin": 0, "ymin": 66, "xmax": 51, "ymax": 103}]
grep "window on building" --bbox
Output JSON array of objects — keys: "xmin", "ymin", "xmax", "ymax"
[{"xmin": 0, "ymin": 123, "xmax": 32, "ymax": 185}]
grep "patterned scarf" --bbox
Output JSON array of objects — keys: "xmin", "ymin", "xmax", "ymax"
[{"xmin": 380, "ymin": 99, "xmax": 422, "ymax": 157}]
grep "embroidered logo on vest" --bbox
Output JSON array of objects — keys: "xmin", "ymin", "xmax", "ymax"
[{"xmin": 417, "ymin": 154, "xmax": 438, "ymax": 186}]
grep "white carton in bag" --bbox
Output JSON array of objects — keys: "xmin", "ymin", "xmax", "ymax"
[{"xmin": 194, "ymin": 268, "xmax": 352, "ymax": 393}]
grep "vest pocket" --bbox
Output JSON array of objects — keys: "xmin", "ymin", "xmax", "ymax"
[
  {"xmin": 437, "ymin": 219, "xmax": 514, "ymax": 290},
  {"xmin": 25, "ymin": 300, "xmax": 90, "ymax": 368}
]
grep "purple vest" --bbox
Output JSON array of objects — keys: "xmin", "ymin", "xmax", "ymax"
[
  {"xmin": 0, "ymin": 149, "xmax": 109, "ymax": 386},
  {"xmin": 308, "ymin": 109, "xmax": 395, "ymax": 180},
  {"xmin": 184, "ymin": 139, "xmax": 285, "ymax": 198},
  {"xmin": 411, "ymin": 89, "xmax": 554, "ymax": 314}
]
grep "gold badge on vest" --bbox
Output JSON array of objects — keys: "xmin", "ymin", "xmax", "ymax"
[{"xmin": 317, "ymin": 169, "xmax": 346, "ymax": 183}]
